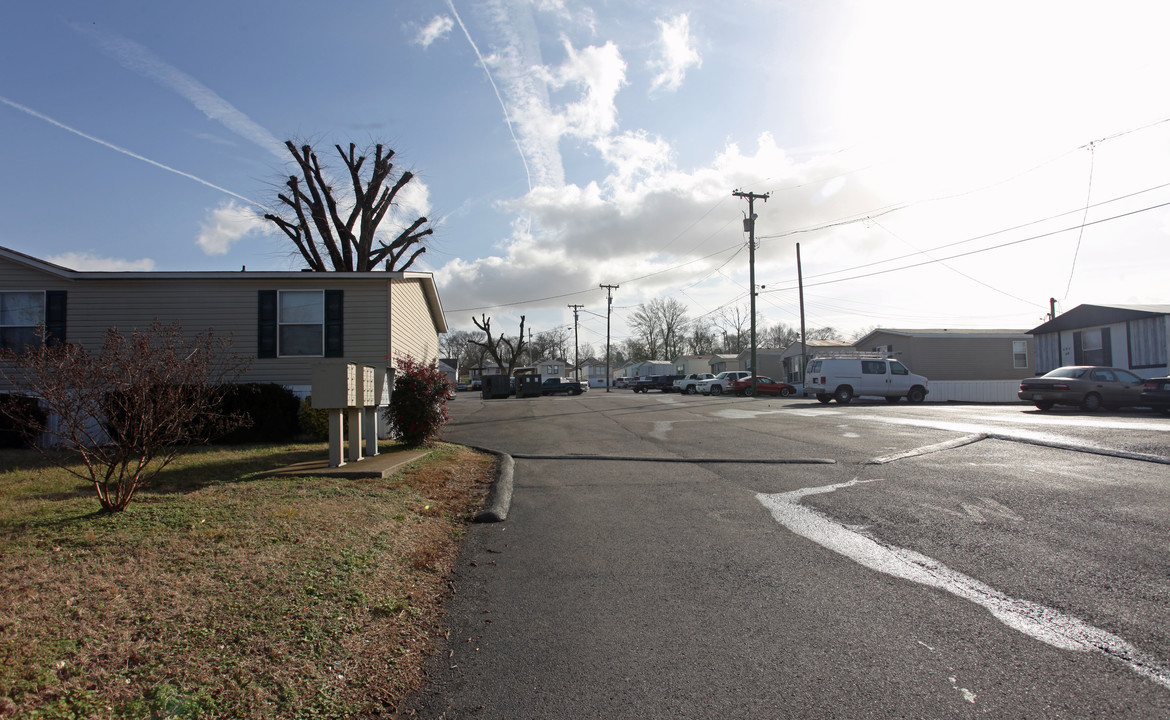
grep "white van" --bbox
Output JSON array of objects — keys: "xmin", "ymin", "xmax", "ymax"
[{"xmin": 804, "ymin": 355, "xmax": 929, "ymax": 405}]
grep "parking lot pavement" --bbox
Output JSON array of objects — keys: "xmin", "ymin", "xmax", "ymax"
[{"xmin": 413, "ymin": 394, "xmax": 1170, "ymax": 718}]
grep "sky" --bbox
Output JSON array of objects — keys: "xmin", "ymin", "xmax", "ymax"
[{"xmin": 3, "ymin": 0, "xmax": 1170, "ymax": 357}]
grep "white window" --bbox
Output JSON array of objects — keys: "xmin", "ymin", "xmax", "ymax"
[
  {"xmin": 1, "ymin": 292, "xmax": 44, "ymax": 351},
  {"xmin": 1012, "ymin": 340, "xmax": 1029, "ymax": 368},
  {"xmin": 1081, "ymin": 329, "xmax": 1105, "ymax": 366},
  {"xmin": 279, "ymin": 290, "xmax": 324, "ymax": 357}
]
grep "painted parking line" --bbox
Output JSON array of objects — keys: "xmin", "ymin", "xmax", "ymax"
[{"xmin": 757, "ymin": 478, "xmax": 1170, "ymax": 691}]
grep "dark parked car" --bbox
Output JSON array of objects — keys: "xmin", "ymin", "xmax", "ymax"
[
  {"xmin": 1140, "ymin": 377, "xmax": 1170, "ymax": 415},
  {"xmin": 728, "ymin": 376, "xmax": 796, "ymax": 397},
  {"xmin": 540, "ymin": 377, "xmax": 586, "ymax": 396},
  {"xmin": 1018, "ymin": 366, "xmax": 1145, "ymax": 411},
  {"xmin": 631, "ymin": 375, "xmax": 683, "ymax": 393}
]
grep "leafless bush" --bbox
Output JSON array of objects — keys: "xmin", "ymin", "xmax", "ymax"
[{"xmin": 0, "ymin": 321, "xmax": 249, "ymax": 511}]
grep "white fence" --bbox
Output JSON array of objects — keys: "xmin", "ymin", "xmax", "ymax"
[
  {"xmin": 922, "ymin": 380, "xmax": 1023, "ymax": 403},
  {"xmin": 793, "ymin": 380, "xmax": 1025, "ymax": 404}
]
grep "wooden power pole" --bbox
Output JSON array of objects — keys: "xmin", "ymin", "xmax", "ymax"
[{"xmin": 733, "ymin": 189, "xmax": 769, "ymax": 396}]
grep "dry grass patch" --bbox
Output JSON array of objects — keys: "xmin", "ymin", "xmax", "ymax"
[{"xmin": 0, "ymin": 441, "xmax": 495, "ymax": 719}]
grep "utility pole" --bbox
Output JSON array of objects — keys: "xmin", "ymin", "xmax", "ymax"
[
  {"xmin": 797, "ymin": 242, "xmax": 807, "ymax": 387},
  {"xmin": 568, "ymin": 304, "xmax": 584, "ymax": 381},
  {"xmin": 733, "ymin": 189, "xmax": 770, "ymax": 396},
  {"xmin": 1049, "ymin": 297, "xmax": 1057, "ymax": 321},
  {"xmin": 600, "ymin": 284, "xmax": 619, "ymax": 391}
]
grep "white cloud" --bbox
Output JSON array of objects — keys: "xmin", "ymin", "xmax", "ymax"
[
  {"xmin": 45, "ymin": 252, "xmax": 156, "ymax": 272},
  {"xmin": 437, "ymin": 133, "xmax": 879, "ymax": 318},
  {"xmin": 648, "ymin": 14, "xmax": 701, "ymax": 93},
  {"xmin": 414, "ymin": 15, "xmax": 454, "ymax": 47},
  {"xmin": 197, "ymin": 201, "xmax": 270, "ymax": 255},
  {"xmin": 542, "ymin": 38, "xmax": 627, "ymax": 140}
]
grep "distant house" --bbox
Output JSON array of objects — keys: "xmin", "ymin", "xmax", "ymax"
[
  {"xmin": 708, "ymin": 354, "xmax": 743, "ymax": 374},
  {"xmin": 570, "ymin": 357, "xmax": 607, "ymax": 387},
  {"xmin": 438, "ymin": 358, "xmax": 459, "ymax": 386},
  {"xmin": 734, "ymin": 347, "xmax": 786, "ymax": 379},
  {"xmin": 533, "ymin": 358, "xmax": 569, "ymax": 378},
  {"xmin": 1027, "ymin": 304, "xmax": 1170, "ymax": 377},
  {"xmin": 672, "ymin": 355, "xmax": 712, "ymax": 376},
  {"xmin": 779, "ymin": 340, "xmax": 854, "ymax": 384},
  {"xmin": 853, "ymin": 328, "xmax": 1035, "ymax": 402},
  {"xmin": 0, "ymin": 245, "xmax": 447, "ymax": 399},
  {"xmin": 626, "ymin": 360, "xmax": 673, "ymax": 379},
  {"xmin": 468, "ymin": 362, "xmax": 504, "ymax": 383},
  {"xmin": 612, "ymin": 359, "xmax": 640, "ymax": 383}
]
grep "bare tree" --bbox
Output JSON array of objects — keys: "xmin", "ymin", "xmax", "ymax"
[
  {"xmin": 850, "ymin": 325, "xmax": 878, "ymax": 342},
  {"xmin": 628, "ymin": 298, "xmax": 690, "ymax": 360},
  {"xmin": 440, "ymin": 329, "xmax": 487, "ymax": 373},
  {"xmin": 529, "ymin": 327, "xmax": 571, "ymax": 362},
  {"xmin": 763, "ymin": 322, "xmax": 800, "ymax": 349},
  {"xmin": 620, "ymin": 338, "xmax": 649, "ymax": 362},
  {"xmin": 686, "ymin": 322, "xmax": 718, "ymax": 355},
  {"xmin": 469, "ymin": 315, "xmax": 528, "ymax": 376},
  {"xmin": 0, "ymin": 322, "xmax": 248, "ymax": 512},
  {"xmin": 627, "ymin": 305, "xmax": 661, "ymax": 359},
  {"xmin": 715, "ymin": 305, "xmax": 752, "ymax": 354},
  {"xmin": 264, "ymin": 141, "xmax": 433, "ymax": 272},
  {"xmin": 806, "ymin": 326, "xmax": 844, "ymax": 341}
]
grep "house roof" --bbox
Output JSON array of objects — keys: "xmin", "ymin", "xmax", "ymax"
[
  {"xmin": 1027, "ymin": 304, "xmax": 1170, "ymax": 335},
  {"xmin": 855, "ymin": 328, "xmax": 1031, "ymax": 345},
  {"xmin": 0, "ymin": 245, "xmax": 448, "ymax": 333}
]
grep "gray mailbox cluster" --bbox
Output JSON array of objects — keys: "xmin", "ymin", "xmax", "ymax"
[{"xmin": 311, "ymin": 362, "xmax": 395, "ymax": 468}]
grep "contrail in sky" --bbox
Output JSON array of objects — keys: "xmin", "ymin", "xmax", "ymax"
[
  {"xmin": 0, "ymin": 95, "xmax": 268, "ymax": 210},
  {"xmin": 72, "ymin": 22, "xmax": 286, "ymax": 158},
  {"xmin": 446, "ymin": 0, "xmax": 533, "ymax": 192}
]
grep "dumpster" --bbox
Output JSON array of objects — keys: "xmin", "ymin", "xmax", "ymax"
[
  {"xmin": 482, "ymin": 375, "xmax": 512, "ymax": 399},
  {"xmin": 516, "ymin": 374, "xmax": 542, "ymax": 398}
]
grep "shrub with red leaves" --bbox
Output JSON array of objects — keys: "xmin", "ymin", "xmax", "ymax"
[{"xmin": 385, "ymin": 355, "xmax": 452, "ymax": 447}]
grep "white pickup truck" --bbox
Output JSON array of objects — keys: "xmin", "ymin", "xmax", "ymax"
[
  {"xmin": 698, "ymin": 370, "xmax": 752, "ymax": 395},
  {"xmin": 673, "ymin": 373, "xmax": 715, "ymax": 394}
]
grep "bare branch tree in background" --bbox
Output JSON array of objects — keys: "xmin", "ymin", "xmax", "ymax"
[
  {"xmin": 629, "ymin": 298, "xmax": 689, "ymax": 359},
  {"xmin": 627, "ymin": 305, "xmax": 661, "ymax": 359},
  {"xmin": 715, "ymin": 305, "xmax": 752, "ymax": 354},
  {"xmin": 805, "ymin": 326, "xmax": 844, "ymax": 341},
  {"xmin": 0, "ymin": 322, "xmax": 248, "ymax": 512},
  {"xmin": 440, "ymin": 329, "xmax": 487, "ymax": 374},
  {"xmin": 529, "ymin": 327, "xmax": 571, "ymax": 363},
  {"xmin": 264, "ymin": 141, "xmax": 433, "ymax": 272},
  {"xmin": 763, "ymin": 322, "xmax": 800, "ymax": 349},
  {"xmin": 469, "ymin": 315, "xmax": 528, "ymax": 377},
  {"xmin": 686, "ymin": 322, "xmax": 718, "ymax": 355}
]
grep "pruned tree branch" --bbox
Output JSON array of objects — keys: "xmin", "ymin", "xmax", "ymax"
[{"xmin": 263, "ymin": 140, "xmax": 431, "ymax": 272}]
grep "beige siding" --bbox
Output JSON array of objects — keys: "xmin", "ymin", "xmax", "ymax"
[
  {"xmin": 389, "ymin": 278, "xmax": 440, "ymax": 363},
  {"xmin": 862, "ymin": 331, "xmax": 1034, "ymax": 381},
  {"xmin": 0, "ymin": 255, "xmax": 443, "ymax": 392}
]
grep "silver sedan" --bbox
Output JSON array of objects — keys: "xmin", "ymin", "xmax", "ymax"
[{"xmin": 1018, "ymin": 366, "xmax": 1146, "ymax": 411}]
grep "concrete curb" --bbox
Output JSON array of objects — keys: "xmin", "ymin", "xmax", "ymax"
[{"xmin": 468, "ymin": 447, "xmax": 514, "ymax": 523}]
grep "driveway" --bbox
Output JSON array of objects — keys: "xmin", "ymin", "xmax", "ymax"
[{"xmin": 406, "ymin": 393, "xmax": 1170, "ymax": 718}]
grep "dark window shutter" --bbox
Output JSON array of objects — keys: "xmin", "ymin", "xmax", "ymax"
[
  {"xmin": 44, "ymin": 291, "xmax": 67, "ymax": 346},
  {"xmin": 1073, "ymin": 331, "xmax": 1083, "ymax": 365},
  {"xmin": 257, "ymin": 290, "xmax": 277, "ymax": 358},
  {"xmin": 1101, "ymin": 327, "xmax": 1112, "ymax": 366},
  {"xmin": 324, "ymin": 290, "xmax": 344, "ymax": 357}
]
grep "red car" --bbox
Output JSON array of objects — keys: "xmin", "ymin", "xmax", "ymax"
[{"xmin": 728, "ymin": 376, "xmax": 796, "ymax": 397}]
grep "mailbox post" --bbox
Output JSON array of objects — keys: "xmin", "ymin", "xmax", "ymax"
[
  {"xmin": 364, "ymin": 366, "xmax": 394, "ymax": 457},
  {"xmin": 312, "ymin": 362, "xmax": 357, "ymax": 467}
]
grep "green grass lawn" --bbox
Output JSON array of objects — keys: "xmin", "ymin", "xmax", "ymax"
[{"xmin": 0, "ymin": 441, "xmax": 495, "ymax": 719}]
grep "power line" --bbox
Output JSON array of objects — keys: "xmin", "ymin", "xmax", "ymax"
[
  {"xmin": 761, "ymin": 198, "xmax": 1170, "ymax": 295},
  {"xmin": 1064, "ymin": 142, "xmax": 1096, "ymax": 300}
]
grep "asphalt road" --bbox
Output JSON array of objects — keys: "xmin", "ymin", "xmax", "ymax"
[{"xmin": 405, "ymin": 391, "xmax": 1170, "ymax": 719}]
